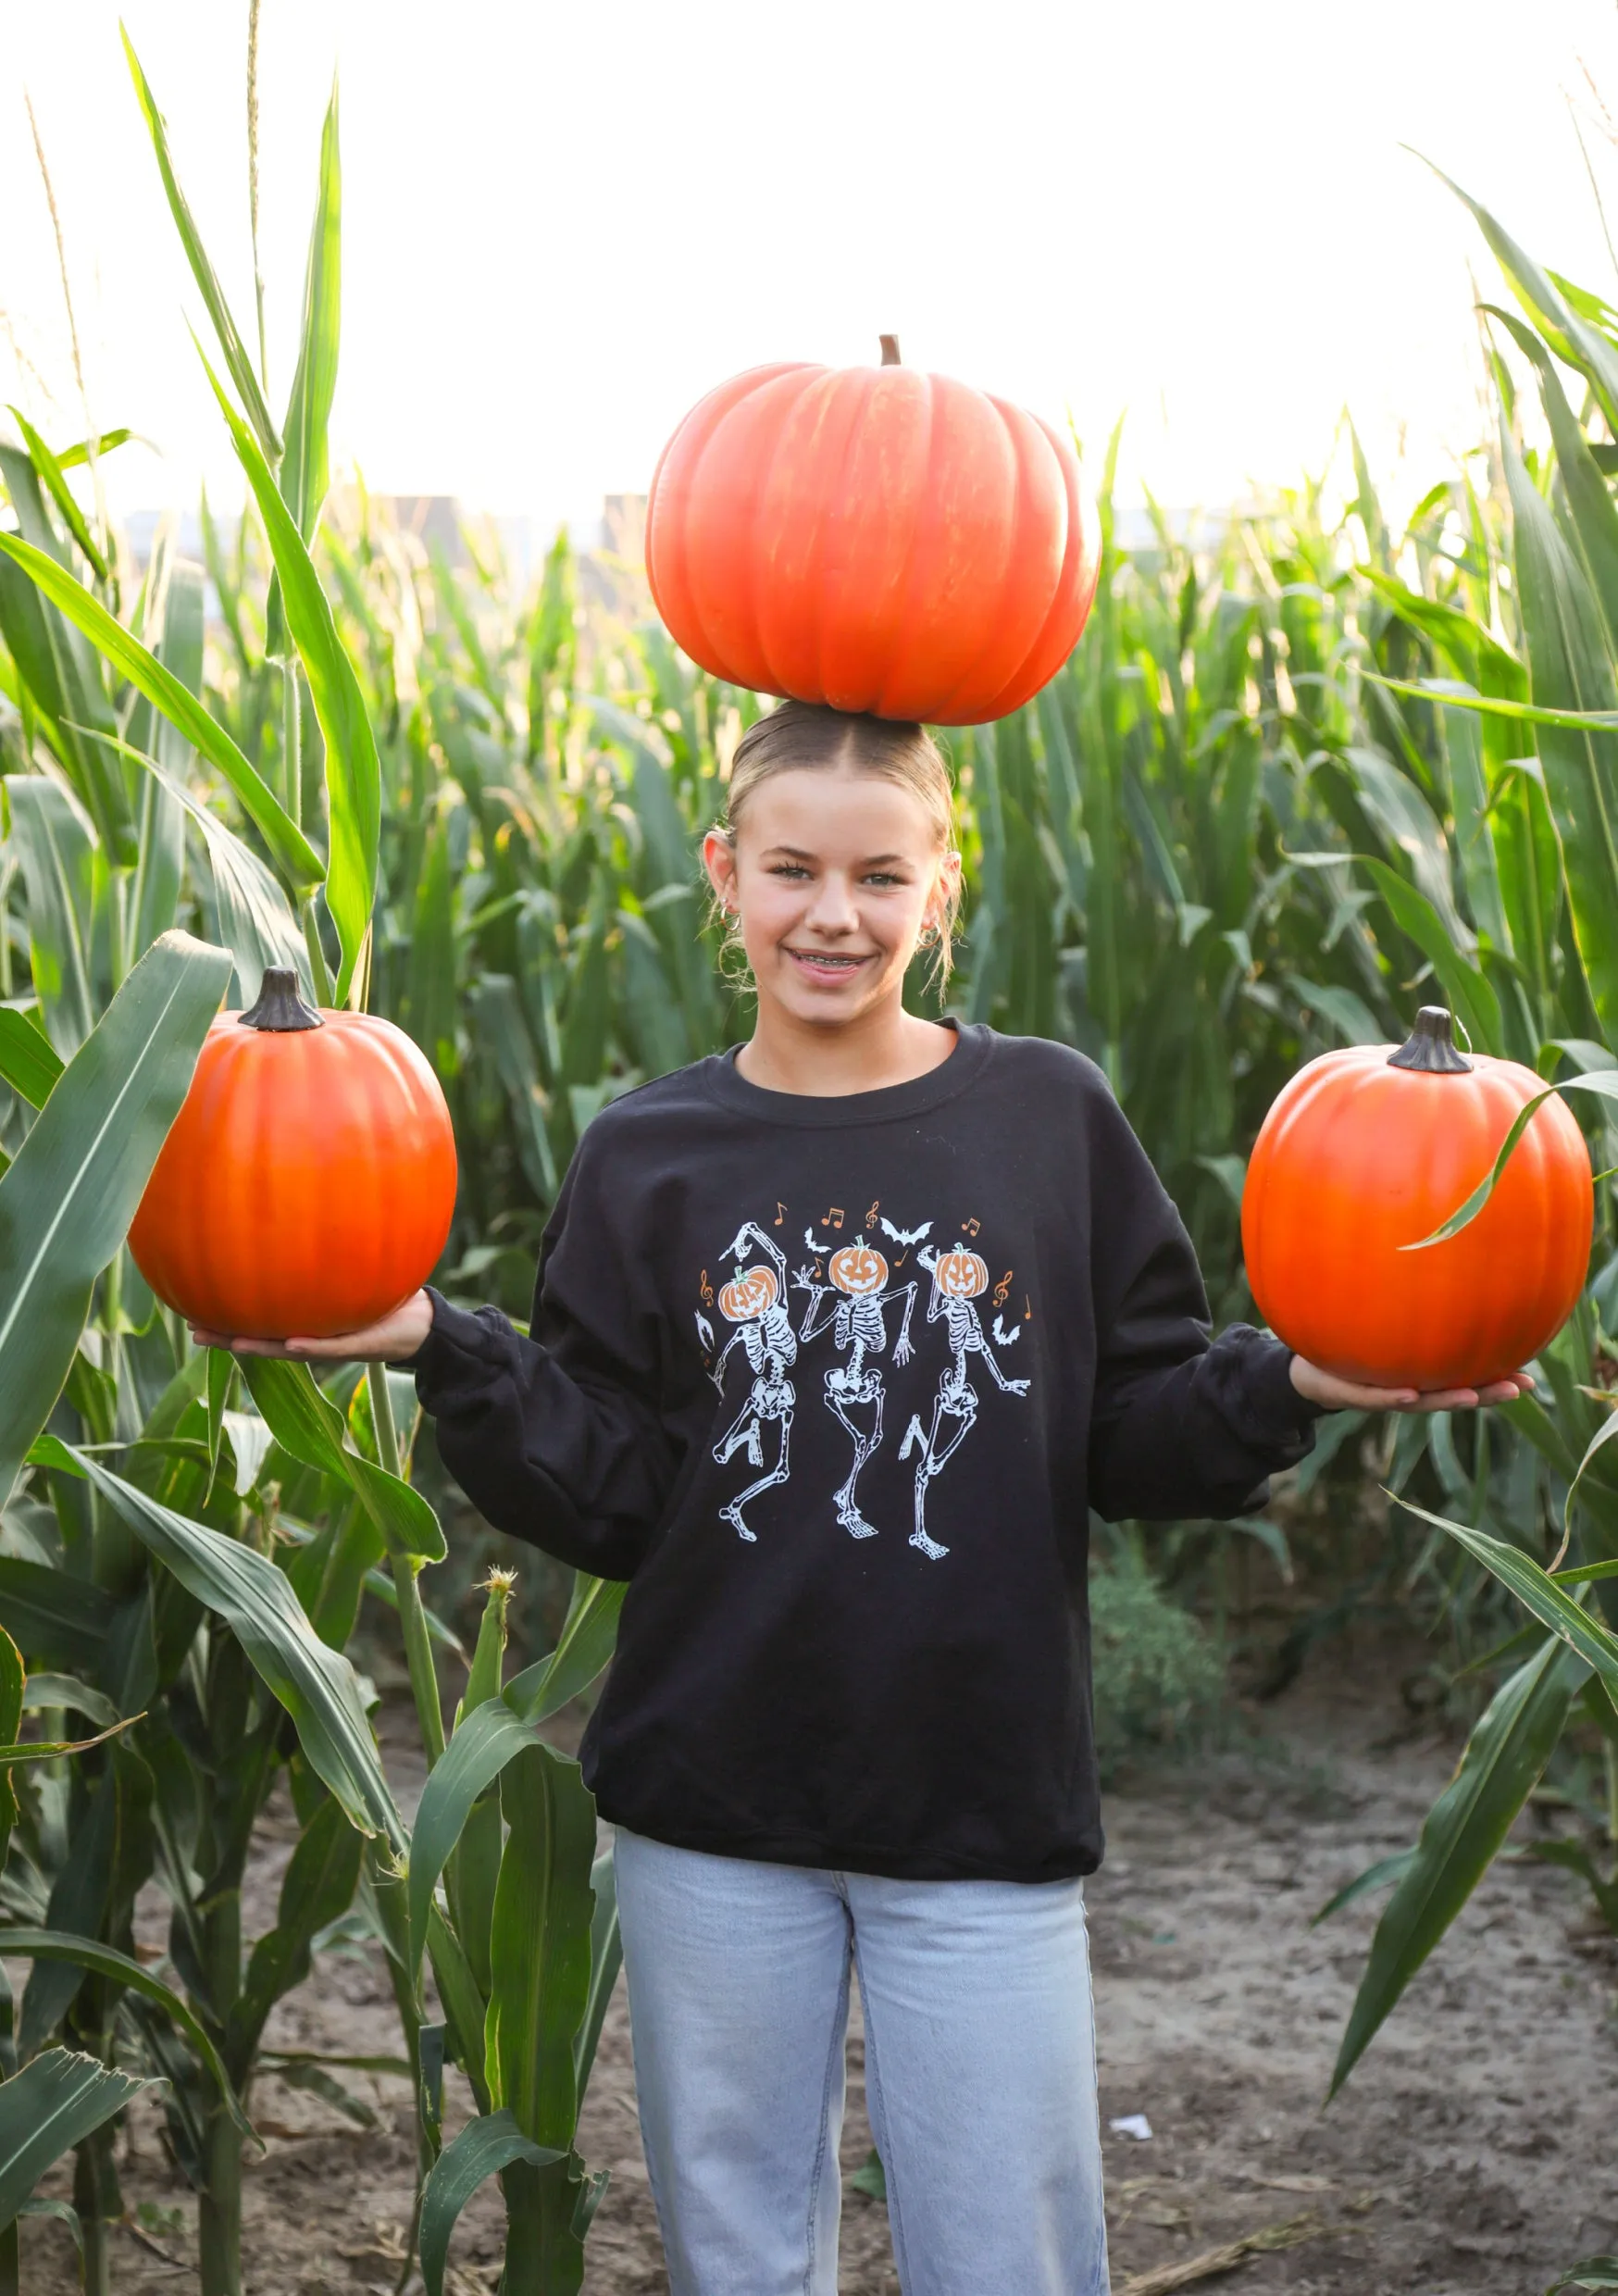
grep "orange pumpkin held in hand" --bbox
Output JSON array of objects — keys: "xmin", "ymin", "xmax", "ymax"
[
  {"xmin": 1241, "ymin": 1008, "xmax": 1592, "ymax": 1391},
  {"xmin": 645, "ymin": 337, "xmax": 1100, "ymax": 726},
  {"xmin": 129, "ymin": 967, "xmax": 457, "ymax": 1341}
]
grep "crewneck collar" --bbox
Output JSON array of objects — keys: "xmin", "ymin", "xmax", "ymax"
[{"xmin": 701, "ymin": 1020, "xmax": 994, "ymax": 1129}]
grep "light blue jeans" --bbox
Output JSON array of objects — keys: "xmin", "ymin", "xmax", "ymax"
[{"xmin": 613, "ymin": 1828, "xmax": 1110, "ymax": 2295}]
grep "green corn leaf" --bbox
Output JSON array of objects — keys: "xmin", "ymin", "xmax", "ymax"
[
  {"xmin": 1311, "ymin": 1850, "xmax": 1418, "ymax": 1927},
  {"xmin": 205, "ymin": 1349, "xmax": 232, "ymax": 1500},
  {"xmin": 1405, "ymin": 1068, "xmax": 1618, "ymax": 1246},
  {"xmin": 0, "ymin": 1009, "xmax": 63, "ymax": 1109},
  {"xmin": 195, "ymin": 346, "xmax": 379, "ymax": 1003},
  {"xmin": 1547, "ymin": 2257, "xmax": 1618, "ymax": 2292},
  {"xmin": 6, "ymin": 408, "xmax": 106, "ymax": 580},
  {"xmin": 240, "ymin": 1360, "xmax": 445, "ymax": 1562},
  {"xmin": 1344, "ymin": 745, "xmax": 1473, "ymax": 951},
  {"xmin": 51, "ymin": 430, "xmax": 132, "ymax": 471},
  {"xmin": 31, "ymin": 1437, "xmax": 402, "ymax": 1847},
  {"xmin": 229, "ymin": 1793, "xmax": 363, "ymax": 2066},
  {"xmin": 0, "ymin": 532, "xmax": 322, "ymax": 894},
  {"xmin": 127, "ymin": 555, "xmax": 200, "ymax": 964},
  {"xmin": 0, "ymin": 2049, "xmax": 153, "ymax": 2234},
  {"xmin": 575, "ymin": 1843, "xmax": 621, "ymax": 2095},
  {"xmin": 504, "ymin": 1575, "xmax": 626, "ymax": 1719},
  {"xmin": 0, "ymin": 1929, "xmax": 251, "ymax": 2138},
  {"xmin": 6, "ymin": 777, "xmax": 99, "ymax": 1057},
  {"xmin": 406, "ymin": 1577, "xmax": 623, "ymax": 1979},
  {"xmin": 0, "ymin": 1715, "xmax": 140, "ymax": 1763},
  {"xmin": 1364, "ymin": 673, "xmax": 1618, "ymax": 734},
  {"xmin": 426, "ymin": 1901, "xmax": 493, "ymax": 2113},
  {"xmin": 1358, "ymin": 859, "xmax": 1502, "ymax": 1054},
  {"xmin": 0, "ymin": 446, "xmax": 131, "ymax": 864},
  {"xmin": 66, "ymin": 717, "xmax": 312, "ymax": 1004},
  {"xmin": 19, "ymin": 1675, "xmax": 118, "ymax": 1728},
  {"xmin": 485, "ymin": 1742, "xmax": 596, "ymax": 2148},
  {"xmin": 0, "ymin": 1560, "xmax": 117, "ymax": 1672},
  {"xmin": 417, "ymin": 2108, "xmax": 564, "ymax": 2296},
  {"xmin": 1328, "ymin": 1631, "xmax": 1586, "ymax": 2096},
  {"xmin": 1392, "ymin": 1490, "xmax": 1618, "ymax": 1710},
  {"xmin": 121, "ymin": 29, "xmax": 282, "ymax": 461},
  {"xmin": 1500, "ymin": 422, "xmax": 1618, "ymax": 1039},
  {"xmin": 0, "ymin": 930, "xmax": 231, "ymax": 1506},
  {"xmin": 279, "ymin": 83, "xmax": 342, "ymax": 547},
  {"xmin": 0, "ymin": 1625, "xmax": 19, "ymax": 1874},
  {"xmin": 1427, "ymin": 161, "xmax": 1618, "ymax": 430}
]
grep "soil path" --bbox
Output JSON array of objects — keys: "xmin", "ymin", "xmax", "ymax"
[{"xmin": 16, "ymin": 1667, "xmax": 1616, "ymax": 2293}]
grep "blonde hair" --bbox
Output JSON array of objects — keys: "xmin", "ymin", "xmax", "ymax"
[{"xmin": 713, "ymin": 700, "xmax": 962, "ymax": 986}]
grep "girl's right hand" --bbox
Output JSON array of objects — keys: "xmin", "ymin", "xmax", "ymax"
[{"xmin": 189, "ymin": 1287, "xmax": 434, "ymax": 1365}]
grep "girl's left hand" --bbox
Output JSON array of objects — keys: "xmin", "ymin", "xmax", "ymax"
[{"xmin": 1289, "ymin": 1357, "xmax": 1534, "ymax": 1414}]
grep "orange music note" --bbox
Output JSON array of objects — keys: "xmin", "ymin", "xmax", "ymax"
[
  {"xmin": 700, "ymin": 1269, "xmax": 714, "ymax": 1304},
  {"xmin": 963, "ymin": 1217, "xmax": 980, "ymax": 1238},
  {"xmin": 774, "ymin": 1203, "xmax": 787, "ymax": 1226},
  {"xmin": 825, "ymin": 1207, "xmax": 844, "ymax": 1229},
  {"xmin": 1024, "ymin": 1294, "xmax": 1032, "ymax": 1320},
  {"xmin": 993, "ymin": 1270, "xmax": 1014, "ymax": 1306},
  {"xmin": 865, "ymin": 1200, "xmax": 880, "ymax": 1229}
]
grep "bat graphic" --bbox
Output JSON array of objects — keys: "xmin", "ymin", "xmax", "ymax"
[
  {"xmin": 695, "ymin": 1312, "xmax": 716, "ymax": 1353},
  {"xmin": 992, "ymin": 1315, "xmax": 1021, "ymax": 1347},
  {"xmin": 879, "ymin": 1217, "xmax": 932, "ymax": 1246}
]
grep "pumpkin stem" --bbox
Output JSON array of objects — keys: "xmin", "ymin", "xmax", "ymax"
[
  {"xmin": 1388, "ymin": 1005, "xmax": 1471, "ymax": 1074},
  {"xmin": 239, "ymin": 966, "xmax": 322, "ymax": 1031},
  {"xmin": 879, "ymin": 334, "xmax": 902, "ymax": 367}
]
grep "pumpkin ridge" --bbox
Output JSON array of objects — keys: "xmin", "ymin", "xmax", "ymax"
[
  {"xmin": 873, "ymin": 366, "xmax": 944, "ymax": 720},
  {"xmin": 689, "ymin": 367, "xmax": 817, "ymax": 693},
  {"xmin": 924, "ymin": 386, "xmax": 1028, "ymax": 723},
  {"xmin": 979, "ymin": 414, "xmax": 1095, "ymax": 719},
  {"xmin": 803, "ymin": 366, "xmax": 887, "ymax": 711}
]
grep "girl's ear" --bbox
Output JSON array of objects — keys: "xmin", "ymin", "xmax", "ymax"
[{"xmin": 702, "ymin": 826, "xmax": 739, "ymax": 911}]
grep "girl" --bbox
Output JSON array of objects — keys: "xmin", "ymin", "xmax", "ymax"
[{"xmin": 205, "ymin": 701, "xmax": 1529, "ymax": 2295}]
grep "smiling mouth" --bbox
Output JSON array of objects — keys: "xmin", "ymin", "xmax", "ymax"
[{"xmin": 785, "ymin": 947, "xmax": 872, "ymax": 978}]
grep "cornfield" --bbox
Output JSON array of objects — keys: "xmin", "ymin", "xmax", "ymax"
[{"xmin": 3, "ymin": 22, "xmax": 1618, "ymax": 2296}]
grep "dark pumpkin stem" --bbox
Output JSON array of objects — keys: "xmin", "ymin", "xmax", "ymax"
[
  {"xmin": 1388, "ymin": 1005, "xmax": 1471, "ymax": 1074},
  {"xmin": 238, "ymin": 965, "xmax": 321, "ymax": 1031},
  {"xmin": 879, "ymin": 334, "xmax": 902, "ymax": 367}
]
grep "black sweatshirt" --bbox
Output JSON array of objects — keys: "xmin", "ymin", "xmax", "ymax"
[{"xmin": 409, "ymin": 1023, "xmax": 1321, "ymax": 1883}]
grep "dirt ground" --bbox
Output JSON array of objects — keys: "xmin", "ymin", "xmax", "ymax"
[{"xmin": 16, "ymin": 1662, "xmax": 1617, "ymax": 2295}]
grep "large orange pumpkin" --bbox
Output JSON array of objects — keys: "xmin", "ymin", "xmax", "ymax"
[
  {"xmin": 645, "ymin": 339, "xmax": 1100, "ymax": 725},
  {"xmin": 1241, "ymin": 1008, "xmax": 1592, "ymax": 1390},
  {"xmin": 130, "ymin": 968, "xmax": 457, "ymax": 1340}
]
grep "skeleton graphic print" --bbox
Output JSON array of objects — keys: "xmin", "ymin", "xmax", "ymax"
[{"xmin": 697, "ymin": 1203, "xmax": 1029, "ymax": 1559}]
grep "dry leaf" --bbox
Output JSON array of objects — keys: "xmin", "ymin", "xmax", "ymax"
[{"xmin": 1117, "ymin": 2212, "xmax": 1327, "ymax": 2295}]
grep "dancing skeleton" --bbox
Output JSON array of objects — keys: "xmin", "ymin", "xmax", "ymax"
[
  {"xmin": 705, "ymin": 1223, "xmax": 799, "ymax": 1542},
  {"xmin": 899, "ymin": 1241, "xmax": 1029, "ymax": 1559},
  {"xmin": 794, "ymin": 1230, "xmax": 918, "ymax": 1540}
]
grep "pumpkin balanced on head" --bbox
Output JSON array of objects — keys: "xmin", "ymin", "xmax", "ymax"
[
  {"xmin": 129, "ymin": 967, "xmax": 457, "ymax": 1341},
  {"xmin": 645, "ymin": 337, "xmax": 1101, "ymax": 726},
  {"xmin": 1240, "ymin": 1007, "xmax": 1593, "ymax": 1391}
]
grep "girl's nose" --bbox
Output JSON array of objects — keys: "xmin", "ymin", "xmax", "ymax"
[{"xmin": 803, "ymin": 871, "xmax": 861, "ymax": 932}]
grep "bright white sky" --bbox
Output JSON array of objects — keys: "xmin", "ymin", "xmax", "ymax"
[{"xmin": 6, "ymin": 0, "xmax": 1618, "ymax": 544}]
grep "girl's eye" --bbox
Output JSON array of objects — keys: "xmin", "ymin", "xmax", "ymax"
[
  {"xmin": 769, "ymin": 863, "xmax": 811, "ymax": 880},
  {"xmin": 865, "ymin": 872, "xmax": 904, "ymax": 888}
]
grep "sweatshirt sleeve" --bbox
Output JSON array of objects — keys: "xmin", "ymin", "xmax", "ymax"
[
  {"xmin": 404, "ymin": 1125, "xmax": 675, "ymax": 1579},
  {"xmin": 1084, "ymin": 1084, "xmax": 1324, "ymax": 1523}
]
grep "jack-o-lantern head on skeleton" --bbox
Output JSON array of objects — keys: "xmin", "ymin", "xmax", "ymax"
[
  {"xmin": 933, "ymin": 1244, "xmax": 989, "ymax": 1300},
  {"xmin": 828, "ymin": 1242, "xmax": 889, "ymax": 1297},
  {"xmin": 718, "ymin": 1264, "xmax": 778, "ymax": 1323}
]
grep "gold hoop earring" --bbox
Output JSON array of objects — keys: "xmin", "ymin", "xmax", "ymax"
[{"xmin": 918, "ymin": 920, "xmax": 940, "ymax": 946}]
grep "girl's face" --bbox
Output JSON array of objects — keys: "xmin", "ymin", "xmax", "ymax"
[{"xmin": 703, "ymin": 765, "xmax": 955, "ymax": 1029}]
